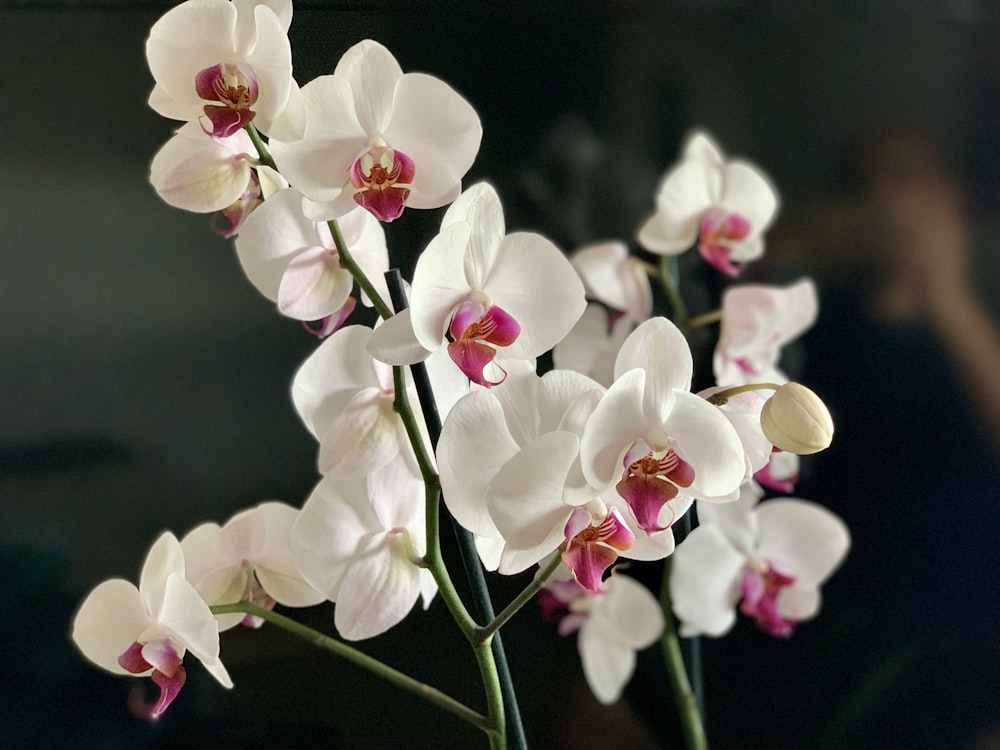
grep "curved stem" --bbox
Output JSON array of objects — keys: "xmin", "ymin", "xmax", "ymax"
[
  {"xmin": 659, "ymin": 255, "xmax": 690, "ymax": 333},
  {"xmin": 476, "ymin": 553, "xmax": 563, "ymax": 644},
  {"xmin": 390, "ymin": 364, "xmax": 478, "ymax": 638},
  {"xmin": 243, "ymin": 122, "xmax": 278, "ymax": 172},
  {"xmin": 687, "ymin": 309, "xmax": 723, "ymax": 329},
  {"xmin": 706, "ymin": 382, "xmax": 782, "ymax": 406},
  {"xmin": 384, "ymin": 270, "xmax": 528, "ymax": 750},
  {"xmin": 327, "ymin": 219, "xmax": 394, "ymax": 320},
  {"xmin": 658, "ymin": 563, "xmax": 709, "ymax": 750},
  {"xmin": 210, "ymin": 602, "xmax": 493, "ymax": 736}
]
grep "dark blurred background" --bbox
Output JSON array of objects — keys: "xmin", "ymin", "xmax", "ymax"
[{"xmin": 3, "ymin": 1, "xmax": 1000, "ymax": 748}]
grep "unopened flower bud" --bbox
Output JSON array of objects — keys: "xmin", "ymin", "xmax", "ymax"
[{"xmin": 760, "ymin": 383, "xmax": 834, "ymax": 455}]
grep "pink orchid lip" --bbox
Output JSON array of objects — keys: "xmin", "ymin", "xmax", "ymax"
[
  {"xmin": 302, "ymin": 297, "xmax": 357, "ymax": 340},
  {"xmin": 446, "ymin": 301, "xmax": 522, "ymax": 387},
  {"xmin": 561, "ymin": 508, "xmax": 635, "ymax": 593},
  {"xmin": 195, "ymin": 63, "xmax": 259, "ymax": 138},
  {"xmin": 740, "ymin": 565, "xmax": 797, "ymax": 638},
  {"xmin": 616, "ymin": 446, "xmax": 694, "ymax": 533},
  {"xmin": 350, "ymin": 146, "xmax": 416, "ymax": 222},
  {"xmin": 118, "ymin": 639, "xmax": 187, "ymax": 719},
  {"xmin": 698, "ymin": 208, "xmax": 751, "ymax": 277}
]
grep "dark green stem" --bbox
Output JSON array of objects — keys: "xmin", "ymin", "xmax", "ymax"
[
  {"xmin": 705, "ymin": 382, "xmax": 782, "ymax": 406},
  {"xmin": 659, "ymin": 255, "xmax": 690, "ymax": 333},
  {"xmin": 243, "ymin": 122, "xmax": 278, "ymax": 172},
  {"xmin": 476, "ymin": 552, "xmax": 563, "ymax": 644},
  {"xmin": 210, "ymin": 602, "xmax": 493, "ymax": 736},
  {"xmin": 328, "ymin": 220, "xmax": 394, "ymax": 320},
  {"xmin": 385, "ymin": 269, "xmax": 528, "ymax": 750},
  {"xmin": 659, "ymin": 561, "xmax": 709, "ymax": 750}
]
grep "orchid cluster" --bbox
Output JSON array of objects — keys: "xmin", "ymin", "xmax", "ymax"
[{"xmin": 72, "ymin": 2, "xmax": 850, "ymax": 747}]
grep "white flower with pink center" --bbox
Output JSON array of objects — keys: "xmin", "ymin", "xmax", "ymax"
[
  {"xmin": 71, "ymin": 532, "xmax": 232, "ymax": 719},
  {"xmin": 235, "ymin": 187, "xmax": 388, "ymax": 322},
  {"xmin": 438, "ymin": 364, "xmax": 674, "ymax": 591},
  {"xmin": 669, "ymin": 484, "xmax": 850, "ymax": 637},
  {"xmin": 290, "ymin": 474, "xmax": 436, "ymax": 641},
  {"xmin": 146, "ymin": 0, "xmax": 294, "ymax": 137},
  {"xmin": 539, "ymin": 569, "xmax": 664, "ymax": 704},
  {"xmin": 637, "ymin": 131, "xmax": 778, "ymax": 276},
  {"xmin": 180, "ymin": 502, "xmax": 325, "ymax": 631},
  {"xmin": 580, "ymin": 317, "xmax": 747, "ymax": 536},
  {"xmin": 292, "ymin": 324, "xmax": 423, "ymax": 479},
  {"xmin": 370, "ymin": 183, "xmax": 585, "ymax": 387},
  {"xmin": 268, "ymin": 40, "xmax": 482, "ymax": 222},
  {"xmin": 713, "ymin": 278, "xmax": 819, "ymax": 386}
]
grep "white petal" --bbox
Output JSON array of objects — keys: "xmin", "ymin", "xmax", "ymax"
[
  {"xmin": 755, "ymin": 499, "xmax": 850, "ymax": 588},
  {"xmin": 636, "ymin": 159, "xmax": 714, "ymax": 254},
  {"xmin": 292, "ymin": 325, "xmax": 382, "ymax": 437},
  {"xmin": 665, "ymin": 391, "xmax": 746, "ymax": 500},
  {"xmin": 669, "ymin": 525, "xmax": 746, "ymax": 637},
  {"xmin": 367, "ymin": 310, "xmax": 433, "ymax": 366},
  {"xmin": 139, "ymin": 532, "xmax": 186, "ymax": 621},
  {"xmin": 72, "ymin": 579, "xmax": 150, "ymax": 675},
  {"xmin": 277, "ymin": 248, "xmax": 353, "ymax": 320},
  {"xmin": 487, "ymin": 431, "xmax": 580, "ymax": 564},
  {"xmin": 594, "ymin": 574, "xmax": 665, "ymax": 648},
  {"xmin": 720, "ymin": 161, "xmax": 779, "ymax": 231},
  {"xmin": 579, "ymin": 369, "xmax": 647, "ymax": 488},
  {"xmin": 614, "ymin": 317, "xmax": 693, "ymax": 396},
  {"xmin": 384, "ymin": 74, "xmax": 482, "ymax": 207},
  {"xmin": 334, "ymin": 40, "xmax": 403, "ymax": 134},
  {"xmin": 438, "ymin": 391, "xmax": 519, "ymax": 539},
  {"xmin": 235, "ymin": 187, "xmax": 326, "ymax": 305},
  {"xmin": 248, "ymin": 502, "xmax": 326, "ymax": 607},
  {"xmin": 290, "ymin": 477, "xmax": 376, "ymax": 600},
  {"xmin": 157, "ymin": 572, "xmax": 221, "ymax": 669},
  {"xmin": 410, "ymin": 222, "xmax": 475, "ymax": 351},
  {"xmin": 317, "ymin": 387, "xmax": 401, "ymax": 478},
  {"xmin": 334, "ymin": 534, "xmax": 424, "ymax": 640},
  {"xmin": 149, "ymin": 126, "xmax": 254, "ymax": 213},
  {"xmin": 146, "ymin": 0, "xmax": 238, "ymax": 118},
  {"xmin": 481, "ymin": 231, "xmax": 586, "ymax": 360},
  {"xmin": 777, "ymin": 585, "xmax": 821, "ymax": 622}
]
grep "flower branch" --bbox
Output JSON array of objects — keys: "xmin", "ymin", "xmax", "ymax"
[
  {"xmin": 475, "ymin": 553, "xmax": 564, "ymax": 645},
  {"xmin": 210, "ymin": 602, "xmax": 494, "ymax": 735}
]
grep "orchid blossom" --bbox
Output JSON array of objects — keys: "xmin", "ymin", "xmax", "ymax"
[
  {"xmin": 580, "ymin": 317, "xmax": 747, "ymax": 536},
  {"xmin": 235, "ymin": 187, "xmax": 388, "ymax": 321},
  {"xmin": 268, "ymin": 40, "xmax": 481, "ymax": 222},
  {"xmin": 637, "ymin": 131, "xmax": 779, "ymax": 276},
  {"xmin": 291, "ymin": 324, "xmax": 424, "ymax": 479},
  {"xmin": 71, "ymin": 532, "xmax": 232, "ymax": 718},
  {"xmin": 368, "ymin": 183, "xmax": 586, "ymax": 387},
  {"xmin": 713, "ymin": 278, "xmax": 818, "ymax": 386},
  {"xmin": 180, "ymin": 502, "xmax": 325, "ymax": 630},
  {"xmin": 540, "ymin": 569, "xmax": 664, "ymax": 704},
  {"xmin": 670, "ymin": 484, "xmax": 850, "ymax": 637},
  {"xmin": 146, "ymin": 0, "xmax": 295, "ymax": 137},
  {"xmin": 290, "ymin": 474, "xmax": 436, "ymax": 640}
]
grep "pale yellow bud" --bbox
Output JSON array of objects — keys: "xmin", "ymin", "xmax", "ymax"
[{"xmin": 760, "ymin": 383, "xmax": 834, "ymax": 455}]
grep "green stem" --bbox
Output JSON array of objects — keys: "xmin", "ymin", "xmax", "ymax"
[
  {"xmin": 687, "ymin": 309, "xmax": 723, "ymax": 329},
  {"xmin": 327, "ymin": 219, "xmax": 394, "ymax": 320},
  {"xmin": 390, "ymin": 365, "xmax": 478, "ymax": 638},
  {"xmin": 210, "ymin": 602, "xmax": 493, "ymax": 735},
  {"xmin": 659, "ymin": 255, "xmax": 690, "ymax": 333},
  {"xmin": 658, "ymin": 565, "xmax": 709, "ymax": 750},
  {"xmin": 706, "ymin": 382, "xmax": 782, "ymax": 405},
  {"xmin": 243, "ymin": 122, "xmax": 278, "ymax": 172},
  {"xmin": 476, "ymin": 552, "xmax": 563, "ymax": 644}
]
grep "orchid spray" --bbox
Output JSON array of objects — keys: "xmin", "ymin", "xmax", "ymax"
[{"xmin": 72, "ymin": 2, "xmax": 849, "ymax": 747}]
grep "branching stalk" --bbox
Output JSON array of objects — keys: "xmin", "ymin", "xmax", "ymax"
[{"xmin": 210, "ymin": 602, "xmax": 493, "ymax": 736}]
